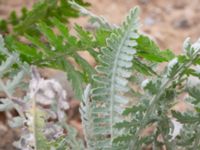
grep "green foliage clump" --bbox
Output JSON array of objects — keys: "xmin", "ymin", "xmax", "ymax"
[{"xmin": 0, "ymin": 0, "xmax": 90, "ymax": 36}]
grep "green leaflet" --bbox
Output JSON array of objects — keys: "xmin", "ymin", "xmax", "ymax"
[
  {"xmin": 135, "ymin": 35, "xmax": 175, "ymax": 62},
  {"xmin": 132, "ymin": 58, "xmax": 157, "ymax": 76},
  {"xmin": 188, "ymin": 83, "xmax": 200, "ymax": 101},
  {"xmin": 12, "ymin": 40, "xmax": 42, "ymax": 60},
  {"xmin": 142, "ymin": 79, "xmax": 162, "ymax": 95},
  {"xmin": 73, "ymin": 53, "xmax": 95, "ymax": 82},
  {"xmin": 172, "ymin": 111, "xmax": 199, "ymax": 124},
  {"xmin": 14, "ymin": 1, "xmax": 51, "ymax": 35},
  {"xmin": 74, "ymin": 24, "xmax": 95, "ymax": 48},
  {"xmin": 59, "ymin": 59, "xmax": 84, "ymax": 100},
  {"xmin": 10, "ymin": 18, "xmax": 99, "ymax": 100}
]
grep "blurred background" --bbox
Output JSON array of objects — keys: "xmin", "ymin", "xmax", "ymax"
[
  {"xmin": 0, "ymin": 0, "xmax": 200, "ymax": 149},
  {"xmin": 0, "ymin": 0, "xmax": 200, "ymax": 53}
]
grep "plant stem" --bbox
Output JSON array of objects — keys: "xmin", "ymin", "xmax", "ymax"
[{"xmin": 32, "ymin": 95, "xmax": 38, "ymax": 150}]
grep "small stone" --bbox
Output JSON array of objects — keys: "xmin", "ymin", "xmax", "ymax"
[
  {"xmin": 173, "ymin": 17, "xmax": 190, "ymax": 29},
  {"xmin": 144, "ymin": 17, "xmax": 155, "ymax": 26}
]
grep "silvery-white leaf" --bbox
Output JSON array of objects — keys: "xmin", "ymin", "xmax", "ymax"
[
  {"xmin": 44, "ymin": 123, "xmax": 64, "ymax": 140},
  {"xmin": 141, "ymin": 79, "xmax": 150, "ymax": 89},
  {"xmin": 13, "ymin": 133, "xmax": 34, "ymax": 150},
  {"xmin": 170, "ymin": 118, "xmax": 183, "ymax": 139},
  {"xmin": 8, "ymin": 116, "xmax": 24, "ymax": 128},
  {"xmin": 35, "ymin": 94, "xmax": 53, "ymax": 105},
  {"xmin": 0, "ymin": 98, "xmax": 14, "ymax": 111},
  {"xmin": 6, "ymin": 70, "xmax": 24, "ymax": 94}
]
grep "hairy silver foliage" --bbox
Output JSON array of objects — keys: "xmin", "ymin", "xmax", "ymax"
[
  {"xmin": 80, "ymin": 6, "xmax": 140, "ymax": 149},
  {"xmin": 0, "ymin": 35, "xmax": 27, "ymax": 127},
  {"xmin": 79, "ymin": 84, "xmax": 94, "ymax": 148},
  {"xmin": 13, "ymin": 66, "xmax": 70, "ymax": 150},
  {"xmin": 29, "ymin": 66, "xmax": 69, "ymax": 121}
]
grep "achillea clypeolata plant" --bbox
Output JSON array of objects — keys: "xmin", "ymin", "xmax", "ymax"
[{"xmin": 0, "ymin": 1, "xmax": 200, "ymax": 150}]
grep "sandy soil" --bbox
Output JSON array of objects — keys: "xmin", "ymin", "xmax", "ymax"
[
  {"xmin": 0, "ymin": 0, "xmax": 200, "ymax": 149},
  {"xmin": 1, "ymin": 0, "xmax": 200, "ymax": 52},
  {"xmin": 86, "ymin": 0, "xmax": 200, "ymax": 53}
]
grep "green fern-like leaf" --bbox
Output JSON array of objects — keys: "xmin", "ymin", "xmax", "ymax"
[
  {"xmin": 81, "ymin": 7, "xmax": 140, "ymax": 149},
  {"xmin": 10, "ymin": 18, "xmax": 98, "ymax": 100},
  {"xmin": 0, "ymin": 0, "xmax": 90, "ymax": 36}
]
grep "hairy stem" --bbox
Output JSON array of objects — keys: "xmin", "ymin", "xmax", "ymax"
[{"xmin": 32, "ymin": 95, "xmax": 38, "ymax": 150}]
